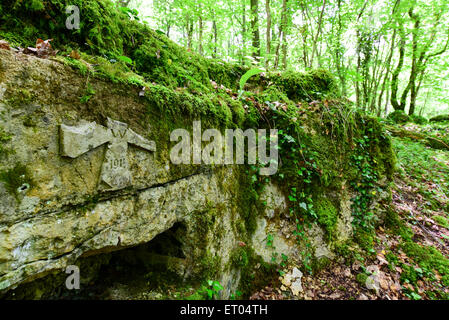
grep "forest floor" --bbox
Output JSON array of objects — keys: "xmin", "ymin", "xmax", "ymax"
[{"xmin": 250, "ymin": 121, "xmax": 449, "ymax": 300}]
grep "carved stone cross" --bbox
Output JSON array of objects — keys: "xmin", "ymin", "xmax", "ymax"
[{"xmin": 60, "ymin": 118, "xmax": 156, "ymax": 191}]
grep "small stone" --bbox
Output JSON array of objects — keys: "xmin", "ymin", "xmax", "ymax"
[
  {"xmin": 281, "ymin": 274, "xmax": 292, "ymax": 287},
  {"xmin": 343, "ymin": 267, "xmax": 352, "ymax": 278},
  {"xmin": 290, "ymin": 279, "xmax": 303, "ymax": 296},
  {"xmin": 366, "ymin": 265, "xmax": 380, "ymax": 274},
  {"xmin": 352, "ymin": 260, "xmax": 362, "ymax": 271},
  {"xmin": 380, "ymin": 278, "xmax": 389, "ymax": 291},
  {"xmin": 292, "ymin": 267, "xmax": 303, "ymax": 280},
  {"xmin": 358, "ymin": 293, "xmax": 369, "ymax": 300},
  {"xmin": 365, "ymin": 275, "xmax": 380, "ymax": 295},
  {"xmin": 329, "ymin": 292, "xmax": 341, "ymax": 299}
]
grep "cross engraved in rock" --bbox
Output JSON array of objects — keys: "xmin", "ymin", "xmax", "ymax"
[{"xmin": 60, "ymin": 117, "xmax": 156, "ymax": 191}]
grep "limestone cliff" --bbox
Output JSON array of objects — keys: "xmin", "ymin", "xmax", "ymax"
[{"xmin": 0, "ymin": 0, "xmax": 395, "ymax": 300}]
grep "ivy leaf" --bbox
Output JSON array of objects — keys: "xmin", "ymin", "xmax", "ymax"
[
  {"xmin": 117, "ymin": 55, "xmax": 133, "ymax": 65},
  {"xmin": 238, "ymin": 68, "xmax": 264, "ymax": 98}
]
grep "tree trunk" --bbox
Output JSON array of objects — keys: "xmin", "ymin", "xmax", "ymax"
[
  {"xmin": 250, "ymin": 0, "xmax": 261, "ymax": 61},
  {"xmin": 241, "ymin": 0, "xmax": 247, "ymax": 64},
  {"xmin": 281, "ymin": 11, "xmax": 289, "ymax": 70},
  {"xmin": 119, "ymin": 0, "xmax": 132, "ymax": 7},
  {"xmin": 199, "ymin": 15, "xmax": 204, "ymax": 55},
  {"xmin": 274, "ymin": 0, "xmax": 288, "ymax": 69},
  {"xmin": 390, "ymin": 24, "xmax": 406, "ymax": 111},
  {"xmin": 213, "ymin": 19, "xmax": 218, "ymax": 58},
  {"xmin": 265, "ymin": 0, "xmax": 271, "ymax": 68},
  {"xmin": 377, "ymin": 29, "xmax": 396, "ymax": 116},
  {"xmin": 187, "ymin": 19, "xmax": 194, "ymax": 51},
  {"xmin": 309, "ymin": 0, "xmax": 327, "ymax": 69}
]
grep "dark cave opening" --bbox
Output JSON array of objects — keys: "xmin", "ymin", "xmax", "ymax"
[{"xmin": 3, "ymin": 222, "xmax": 191, "ymax": 300}]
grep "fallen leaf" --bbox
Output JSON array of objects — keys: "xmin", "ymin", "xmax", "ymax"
[
  {"xmin": 23, "ymin": 38, "xmax": 57, "ymax": 58},
  {"xmin": 0, "ymin": 40, "xmax": 10, "ymax": 50},
  {"xmin": 69, "ymin": 50, "xmax": 81, "ymax": 59},
  {"xmin": 377, "ymin": 253, "xmax": 389, "ymax": 265}
]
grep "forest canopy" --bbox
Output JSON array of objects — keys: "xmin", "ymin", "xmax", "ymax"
[{"xmin": 130, "ymin": 0, "xmax": 449, "ymax": 119}]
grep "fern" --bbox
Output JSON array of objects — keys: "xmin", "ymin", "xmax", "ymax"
[{"xmin": 238, "ymin": 68, "xmax": 264, "ymax": 98}]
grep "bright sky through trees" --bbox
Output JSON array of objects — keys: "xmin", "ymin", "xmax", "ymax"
[{"xmin": 121, "ymin": 0, "xmax": 449, "ymax": 118}]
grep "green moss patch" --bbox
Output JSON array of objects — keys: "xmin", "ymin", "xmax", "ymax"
[
  {"xmin": 402, "ymin": 242, "xmax": 449, "ymax": 286},
  {"xmin": 0, "ymin": 163, "xmax": 33, "ymax": 198},
  {"xmin": 0, "ymin": 127, "xmax": 12, "ymax": 158},
  {"xmin": 315, "ymin": 197, "xmax": 338, "ymax": 241},
  {"xmin": 433, "ymin": 215, "xmax": 449, "ymax": 229},
  {"xmin": 231, "ymin": 247, "xmax": 277, "ymax": 298}
]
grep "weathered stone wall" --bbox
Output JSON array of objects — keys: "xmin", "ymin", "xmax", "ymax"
[
  {"xmin": 0, "ymin": 49, "xmax": 391, "ymax": 299},
  {"xmin": 0, "ymin": 50, "xmax": 263, "ymax": 297}
]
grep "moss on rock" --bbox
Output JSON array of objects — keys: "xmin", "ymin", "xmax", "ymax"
[
  {"xmin": 315, "ymin": 197, "xmax": 339, "ymax": 241},
  {"xmin": 387, "ymin": 110, "xmax": 411, "ymax": 124},
  {"xmin": 0, "ymin": 127, "xmax": 12, "ymax": 158},
  {"xmin": 0, "ymin": 163, "xmax": 33, "ymax": 198}
]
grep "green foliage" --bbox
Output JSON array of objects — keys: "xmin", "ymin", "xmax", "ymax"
[
  {"xmin": 6, "ymin": 88, "xmax": 33, "ymax": 107},
  {"xmin": 402, "ymin": 242, "xmax": 449, "ymax": 285},
  {"xmin": 237, "ymin": 165, "xmax": 265, "ymax": 236},
  {"xmin": 269, "ymin": 69, "xmax": 338, "ymax": 102},
  {"xmin": 387, "ymin": 110, "xmax": 411, "ymax": 124},
  {"xmin": 118, "ymin": 6, "xmax": 140, "ymax": 21},
  {"xmin": 356, "ymin": 272, "xmax": 368, "ymax": 286},
  {"xmin": 198, "ymin": 252, "xmax": 222, "ymax": 282},
  {"xmin": 238, "ymin": 68, "xmax": 264, "ymax": 97},
  {"xmin": 392, "ymin": 136, "xmax": 449, "ymax": 210},
  {"xmin": 187, "ymin": 280, "xmax": 223, "ymax": 300},
  {"xmin": 265, "ymin": 233, "xmax": 274, "ymax": 248},
  {"xmin": 432, "ymin": 215, "xmax": 449, "ymax": 229},
  {"xmin": 349, "ymin": 134, "xmax": 379, "ymax": 232},
  {"xmin": 231, "ymin": 247, "xmax": 277, "ymax": 298},
  {"xmin": 354, "ymin": 230, "xmax": 375, "ymax": 255},
  {"xmin": 429, "ymin": 114, "xmax": 449, "ymax": 122},
  {"xmin": 117, "ymin": 55, "xmax": 133, "ymax": 65},
  {"xmin": 400, "ymin": 264, "xmax": 421, "ymax": 285},
  {"xmin": 80, "ymin": 83, "xmax": 96, "ymax": 104},
  {"xmin": 315, "ymin": 197, "xmax": 338, "ymax": 241},
  {"xmin": 230, "ymin": 247, "xmax": 250, "ymax": 268},
  {"xmin": 0, "ymin": 127, "xmax": 12, "ymax": 158},
  {"xmin": 410, "ymin": 114, "xmax": 428, "ymax": 125},
  {"xmin": 384, "ymin": 208, "xmax": 414, "ymax": 241}
]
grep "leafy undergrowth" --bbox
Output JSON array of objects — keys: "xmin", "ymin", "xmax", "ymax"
[
  {"xmin": 402, "ymin": 122, "xmax": 449, "ymax": 147},
  {"xmin": 250, "ymin": 122, "xmax": 449, "ymax": 300}
]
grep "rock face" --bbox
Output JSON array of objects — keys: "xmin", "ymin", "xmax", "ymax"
[
  {"xmin": 0, "ymin": 50, "xmax": 267, "ymax": 296},
  {"xmin": 0, "ymin": 49, "xmax": 392, "ymax": 299}
]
